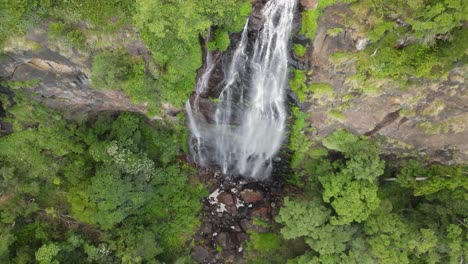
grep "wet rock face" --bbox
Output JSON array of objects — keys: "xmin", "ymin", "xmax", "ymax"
[
  {"xmin": 239, "ymin": 189, "xmax": 264, "ymax": 204},
  {"xmin": 298, "ymin": 4, "xmax": 468, "ymax": 164}
]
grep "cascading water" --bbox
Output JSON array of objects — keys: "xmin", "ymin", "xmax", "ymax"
[{"xmin": 187, "ymin": 0, "xmax": 296, "ymax": 179}]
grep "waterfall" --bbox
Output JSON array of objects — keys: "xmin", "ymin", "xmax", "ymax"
[{"xmin": 187, "ymin": 0, "xmax": 296, "ymax": 179}]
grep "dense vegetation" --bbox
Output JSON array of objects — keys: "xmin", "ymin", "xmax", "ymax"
[
  {"xmin": 292, "ymin": 0, "xmax": 467, "ymax": 100},
  {"xmin": 277, "ymin": 0, "xmax": 467, "ymax": 261},
  {"xmin": 0, "ymin": 0, "xmax": 251, "ymax": 262},
  {"xmin": 0, "ymin": 0, "xmax": 467, "ymax": 263},
  {"xmin": 0, "ymin": 0, "xmax": 250, "ymax": 115},
  {"xmin": 0, "ymin": 91, "xmax": 205, "ymax": 263},
  {"xmin": 278, "ymin": 126, "xmax": 467, "ymax": 263}
]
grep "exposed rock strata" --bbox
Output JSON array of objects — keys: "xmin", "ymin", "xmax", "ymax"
[
  {"xmin": 0, "ymin": 27, "xmax": 147, "ymax": 116},
  {"xmin": 300, "ymin": 4, "xmax": 467, "ymax": 164}
]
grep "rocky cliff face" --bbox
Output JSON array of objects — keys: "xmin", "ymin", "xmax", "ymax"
[
  {"xmin": 297, "ymin": 3, "xmax": 467, "ymax": 164},
  {"xmin": 190, "ymin": 1, "xmax": 466, "ymax": 166},
  {"xmin": 1, "ymin": 2, "xmax": 466, "ymax": 165},
  {"xmin": 0, "ymin": 26, "xmax": 146, "ymax": 116}
]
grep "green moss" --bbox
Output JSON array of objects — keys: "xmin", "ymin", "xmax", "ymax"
[
  {"xmin": 289, "ymin": 107, "xmax": 314, "ymax": 169},
  {"xmin": 330, "ymin": 51, "xmax": 355, "ymax": 65},
  {"xmin": 327, "ymin": 27, "xmax": 344, "ymax": 37},
  {"xmin": 300, "ymin": 9, "xmax": 320, "ymax": 39},
  {"xmin": 386, "ymin": 137, "xmax": 414, "ymax": 150},
  {"xmin": 348, "ymin": 74, "xmax": 386, "ymax": 95},
  {"xmin": 208, "ymin": 97, "xmax": 221, "ymax": 103},
  {"xmin": 0, "ymin": 93, "xmax": 10, "ymax": 110},
  {"xmin": 328, "ymin": 110, "xmax": 345, "ymax": 122},
  {"xmin": 2, "ymin": 36, "xmax": 41, "ymax": 52},
  {"xmin": 368, "ymin": 21, "xmax": 394, "ymax": 42},
  {"xmin": 247, "ymin": 233, "xmax": 282, "ymax": 254},
  {"xmin": 289, "ymin": 69, "xmax": 309, "ymax": 102},
  {"xmin": 342, "ymin": 94, "xmax": 356, "ymax": 102},
  {"xmin": 419, "ymin": 121, "xmax": 445, "ymax": 135},
  {"xmin": 337, "ymin": 102, "xmax": 352, "ymax": 112},
  {"xmin": 309, "ymin": 147, "xmax": 329, "ymax": 159},
  {"xmin": 293, "ymin": 44, "xmax": 307, "ymax": 57},
  {"xmin": 419, "ymin": 114, "xmax": 467, "ymax": 135},
  {"xmin": 299, "ymin": 0, "xmax": 353, "ymax": 40},
  {"xmin": 421, "ymin": 99, "xmax": 446, "ymax": 116},
  {"xmin": 91, "ymin": 49, "xmax": 161, "ymax": 114},
  {"xmin": 207, "ymin": 29, "xmax": 231, "ymax": 51},
  {"xmin": 310, "ymin": 83, "xmax": 334, "ymax": 98},
  {"xmin": 252, "ymin": 218, "xmax": 270, "ymax": 228},
  {"xmin": 399, "ymin": 109, "xmax": 416, "ymax": 117},
  {"xmin": 1, "ymin": 79, "xmax": 41, "ymax": 90},
  {"xmin": 48, "ymin": 22, "xmax": 87, "ymax": 51}
]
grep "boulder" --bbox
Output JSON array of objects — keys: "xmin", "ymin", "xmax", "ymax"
[
  {"xmin": 239, "ymin": 219, "xmax": 269, "ymax": 233},
  {"xmin": 217, "ymin": 192, "xmax": 235, "ymax": 206},
  {"xmin": 192, "ymin": 246, "xmax": 210, "ymax": 263},
  {"xmin": 240, "ymin": 189, "xmax": 264, "ymax": 203},
  {"xmin": 250, "ymin": 206, "xmax": 269, "ymax": 218},
  {"xmin": 300, "ymin": 0, "xmax": 318, "ymax": 9}
]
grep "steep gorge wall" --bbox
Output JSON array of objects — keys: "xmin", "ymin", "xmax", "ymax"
[
  {"xmin": 0, "ymin": 26, "xmax": 147, "ymax": 116},
  {"xmin": 295, "ymin": 3, "xmax": 467, "ymax": 164},
  {"xmin": 0, "ymin": 1, "xmax": 466, "ymax": 165}
]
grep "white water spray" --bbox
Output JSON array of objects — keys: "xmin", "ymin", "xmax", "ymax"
[{"xmin": 187, "ymin": 0, "xmax": 296, "ymax": 179}]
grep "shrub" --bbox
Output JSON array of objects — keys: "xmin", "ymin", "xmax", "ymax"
[
  {"xmin": 293, "ymin": 44, "xmax": 307, "ymax": 57},
  {"xmin": 289, "ymin": 69, "xmax": 309, "ymax": 102}
]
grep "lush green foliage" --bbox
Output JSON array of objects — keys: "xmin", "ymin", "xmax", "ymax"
[
  {"xmin": 279, "ymin": 118, "xmax": 467, "ymax": 262},
  {"xmin": 1, "ymin": 0, "xmax": 252, "ymax": 114},
  {"xmin": 2, "ymin": 1, "xmax": 467, "ymax": 263},
  {"xmin": 245, "ymin": 227, "xmax": 305, "ymax": 264},
  {"xmin": 300, "ymin": 10, "xmax": 320, "ymax": 39},
  {"xmin": 289, "ymin": 70, "xmax": 309, "ymax": 103},
  {"xmin": 91, "ymin": 48, "xmax": 163, "ymax": 115},
  {"xmin": 0, "ymin": 93, "xmax": 206, "ymax": 262},
  {"xmin": 288, "ymin": 107, "xmax": 314, "ymax": 170},
  {"xmin": 344, "ymin": 0, "xmax": 468, "ymax": 91},
  {"xmin": 91, "ymin": 49, "xmax": 136, "ymax": 90},
  {"xmin": 207, "ymin": 29, "xmax": 231, "ymax": 51},
  {"xmin": 354, "ymin": 29, "xmax": 468, "ymax": 87},
  {"xmin": 326, "ymin": 27, "xmax": 344, "ymax": 37},
  {"xmin": 134, "ymin": 0, "xmax": 251, "ymax": 107},
  {"xmin": 293, "ymin": 44, "xmax": 307, "ymax": 57},
  {"xmin": 247, "ymin": 232, "xmax": 282, "ymax": 255},
  {"xmin": 48, "ymin": 21, "xmax": 87, "ymax": 51},
  {"xmin": 0, "ymin": 0, "xmax": 133, "ymax": 49},
  {"xmin": 354, "ymin": 0, "xmax": 467, "ymax": 42},
  {"xmin": 397, "ymin": 159, "xmax": 468, "ymax": 196},
  {"xmin": 299, "ymin": 0, "xmax": 354, "ymax": 39}
]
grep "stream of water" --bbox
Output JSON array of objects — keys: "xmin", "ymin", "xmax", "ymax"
[{"xmin": 187, "ymin": 0, "xmax": 296, "ymax": 179}]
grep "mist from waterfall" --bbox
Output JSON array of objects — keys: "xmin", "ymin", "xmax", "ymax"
[{"xmin": 186, "ymin": 0, "xmax": 296, "ymax": 180}]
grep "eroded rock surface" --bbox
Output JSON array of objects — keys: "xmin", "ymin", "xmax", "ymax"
[
  {"xmin": 0, "ymin": 26, "xmax": 147, "ymax": 116},
  {"xmin": 298, "ymin": 4, "xmax": 467, "ymax": 164}
]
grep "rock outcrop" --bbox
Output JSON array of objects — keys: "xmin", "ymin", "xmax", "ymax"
[
  {"xmin": 0, "ymin": 26, "xmax": 147, "ymax": 116},
  {"xmin": 297, "ymin": 4, "xmax": 467, "ymax": 164}
]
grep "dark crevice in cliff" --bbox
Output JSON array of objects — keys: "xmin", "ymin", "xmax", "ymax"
[{"xmin": 364, "ymin": 109, "xmax": 401, "ymax": 136}]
